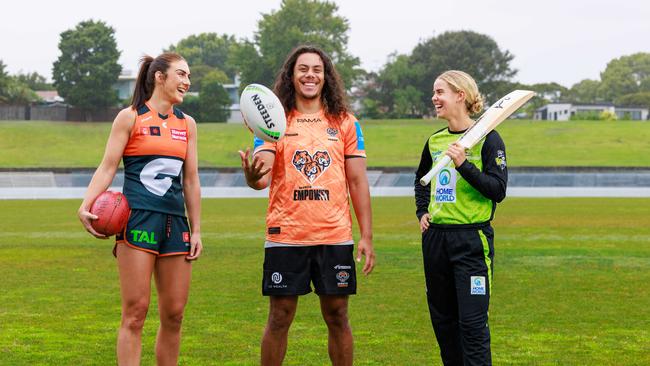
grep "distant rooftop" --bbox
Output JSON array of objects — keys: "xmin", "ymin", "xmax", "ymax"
[{"xmin": 35, "ymin": 90, "xmax": 64, "ymax": 103}]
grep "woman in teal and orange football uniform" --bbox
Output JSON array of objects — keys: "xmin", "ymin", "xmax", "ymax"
[{"xmin": 77, "ymin": 52, "xmax": 202, "ymax": 365}]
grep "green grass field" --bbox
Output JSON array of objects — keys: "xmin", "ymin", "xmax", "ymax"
[
  {"xmin": 1, "ymin": 120, "xmax": 650, "ymax": 168},
  {"xmin": 1, "ymin": 197, "xmax": 649, "ymax": 365}
]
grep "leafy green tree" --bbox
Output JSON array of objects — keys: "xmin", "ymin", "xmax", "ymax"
[
  {"xmin": 409, "ymin": 30, "xmax": 517, "ymax": 112},
  {"xmin": 0, "ymin": 60, "xmax": 11, "ymax": 103},
  {"xmin": 0, "ymin": 60, "xmax": 9, "ymax": 103},
  {"xmin": 52, "ymin": 20, "xmax": 121, "ymax": 111},
  {"xmin": 615, "ymin": 91, "xmax": 650, "ymax": 108},
  {"xmin": 168, "ymin": 33, "xmax": 239, "ymax": 79},
  {"xmin": 359, "ymin": 97, "xmax": 382, "ymax": 119},
  {"xmin": 599, "ymin": 52, "xmax": 650, "ymax": 101},
  {"xmin": 180, "ymin": 94, "xmax": 201, "ymax": 119},
  {"xmin": 568, "ymin": 79, "xmax": 602, "ymax": 103},
  {"xmin": 185, "ymin": 64, "xmax": 219, "ymax": 92},
  {"xmin": 358, "ymin": 54, "xmax": 425, "ymax": 118},
  {"xmin": 4, "ymin": 78, "xmax": 40, "ymax": 104},
  {"xmin": 353, "ymin": 71, "xmax": 383, "ymax": 119},
  {"xmin": 0, "ymin": 61, "xmax": 40, "ymax": 104},
  {"xmin": 378, "ymin": 54, "xmax": 424, "ymax": 117},
  {"xmin": 15, "ymin": 72, "xmax": 54, "ymax": 91},
  {"xmin": 167, "ymin": 32, "xmax": 240, "ymax": 91},
  {"xmin": 393, "ymin": 85, "xmax": 423, "ymax": 118},
  {"xmin": 235, "ymin": 0, "xmax": 361, "ymax": 89},
  {"xmin": 198, "ymin": 70, "xmax": 231, "ymax": 122},
  {"xmin": 229, "ymin": 40, "xmax": 267, "ymax": 91},
  {"xmin": 528, "ymin": 82, "xmax": 568, "ymax": 102}
]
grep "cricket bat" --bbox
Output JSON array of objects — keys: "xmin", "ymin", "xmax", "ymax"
[{"xmin": 419, "ymin": 90, "xmax": 535, "ymax": 186}]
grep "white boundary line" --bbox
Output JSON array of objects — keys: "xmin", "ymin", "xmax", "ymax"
[{"xmin": 507, "ymin": 187, "xmax": 650, "ymax": 197}]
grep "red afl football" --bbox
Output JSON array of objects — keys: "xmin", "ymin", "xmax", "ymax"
[{"xmin": 90, "ymin": 191, "xmax": 130, "ymax": 236}]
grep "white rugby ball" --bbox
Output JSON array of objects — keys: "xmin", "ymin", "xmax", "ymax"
[{"xmin": 240, "ymin": 84, "xmax": 286, "ymax": 142}]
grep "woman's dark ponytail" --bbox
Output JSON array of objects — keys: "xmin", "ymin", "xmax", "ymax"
[{"xmin": 131, "ymin": 55, "xmax": 154, "ymax": 109}]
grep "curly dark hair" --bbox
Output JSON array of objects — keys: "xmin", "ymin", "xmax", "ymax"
[{"xmin": 273, "ymin": 45, "xmax": 348, "ymax": 123}]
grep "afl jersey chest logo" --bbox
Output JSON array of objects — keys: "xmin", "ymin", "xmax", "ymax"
[
  {"xmin": 171, "ymin": 129, "xmax": 187, "ymax": 142},
  {"xmin": 140, "ymin": 126, "xmax": 161, "ymax": 136}
]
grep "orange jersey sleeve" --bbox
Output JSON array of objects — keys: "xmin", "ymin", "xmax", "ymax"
[{"xmin": 342, "ymin": 114, "xmax": 366, "ymax": 158}]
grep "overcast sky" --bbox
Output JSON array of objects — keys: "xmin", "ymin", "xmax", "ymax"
[{"xmin": 1, "ymin": 0, "xmax": 647, "ymax": 87}]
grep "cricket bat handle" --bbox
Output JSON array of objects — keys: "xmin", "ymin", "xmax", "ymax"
[{"xmin": 420, "ymin": 155, "xmax": 451, "ymax": 186}]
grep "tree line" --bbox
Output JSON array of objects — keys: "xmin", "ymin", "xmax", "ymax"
[{"xmin": 1, "ymin": 0, "xmax": 649, "ymax": 121}]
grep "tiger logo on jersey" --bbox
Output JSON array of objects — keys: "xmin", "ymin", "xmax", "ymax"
[
  {"xmin": 303, "ymin": 160, "xmax": 322, "ymax": 181},
  {"xmin": 313, "ymin": 151, "xmax": 331, "ymax": 169},
  {"xmin": 292, "ymin": 150, "xmax": 331, "ymax": 183},
  {"xmin": 292, "ymin": 150, "xmax": 311, "ymax": 171}
]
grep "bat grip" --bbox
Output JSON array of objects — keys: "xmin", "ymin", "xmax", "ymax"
[{"xmin": 419, "ymin": 156, "xmax": 451, "ymax": 186}]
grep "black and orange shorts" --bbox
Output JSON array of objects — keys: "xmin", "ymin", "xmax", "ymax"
[{"xmin": 115, "ymin": 209, "xmax": 190, "ymax": 256}]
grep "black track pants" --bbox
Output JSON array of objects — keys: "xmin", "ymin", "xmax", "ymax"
[{"xmin": 422, "ymin": 225, "xmax": 495, "ymax": 366}]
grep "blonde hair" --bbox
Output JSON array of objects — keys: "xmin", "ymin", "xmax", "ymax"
[{"xmin": 437, "ymin": 70, "xmax": 484, "ymax": 115}]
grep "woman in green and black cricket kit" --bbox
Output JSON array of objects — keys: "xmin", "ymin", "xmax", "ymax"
[{"xmin": 414, "ymin": 70, "xmax": 507, "ymax": 366}]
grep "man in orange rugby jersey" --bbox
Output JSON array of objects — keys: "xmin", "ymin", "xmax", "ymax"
[{"xmin": 239, "ymin": 45, "xmax": 375, "ymax": 366}]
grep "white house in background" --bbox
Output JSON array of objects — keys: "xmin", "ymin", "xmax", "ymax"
[
  {"xmin": 114, "ymin": 70, "xmax": 137, "ymax": 101},
  {"xmin": 223, "ymin": 74, "xmax": 242, "ymax": 123},
  {"xmin": 113, "ymin": 72, "xmax": 243, "ymax": 123},
  {"xmin": 35, "ymin": 90, "xmax": 64, "ymax": 104},
  {"xmin": 535, "ymin": 103, "xmax": 649, "ymax": 121}
]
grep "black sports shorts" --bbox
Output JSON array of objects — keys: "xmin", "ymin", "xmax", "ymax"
[{"xmin": 262, "ymin": 244, "xmax": 357, "ymax": 296}]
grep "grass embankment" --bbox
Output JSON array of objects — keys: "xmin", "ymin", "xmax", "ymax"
[{"xmin": 1, "ymin": 120, "xmax": 649, "ymax": 168}]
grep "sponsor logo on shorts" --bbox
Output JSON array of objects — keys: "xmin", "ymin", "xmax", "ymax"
[
  {"xmin": 271, "ymin": 272, "xmax": 283, "ymax": 284},
  {"xmin": 334, "ymin": 264, "xmax": 351, "ymax": 270},
  {"xmin": 470, "ymin": 276, "xmax": 486, "ymax": 295},
  {"xmin": 130, "ymin": 229, "xmax": 157, "ymax": 245},
  {"xmin": 171, "ymin": 129, "xmax": 187, "ymax": 142},
  {"xmin": 336, "ymin": 271, "xmax": 350, "ymax": 288},
  {"xmin": 182, "ymin": 232, "xmax": 190, "ymax": 242}
]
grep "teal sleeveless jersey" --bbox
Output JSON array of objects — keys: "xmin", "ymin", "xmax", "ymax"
[{"xmin": 122, "ymin": 103, "xmax": 188, "ymax": 217}]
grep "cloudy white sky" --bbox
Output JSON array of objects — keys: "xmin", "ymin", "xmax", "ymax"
[{"xmin": 1, "ymin": 0, "xmax": 647, "ymax": 87}]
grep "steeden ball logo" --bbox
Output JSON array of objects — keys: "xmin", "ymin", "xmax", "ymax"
[{"xmin": 438, "ymin": 169, "xmax": 451, "ymax": 186}]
